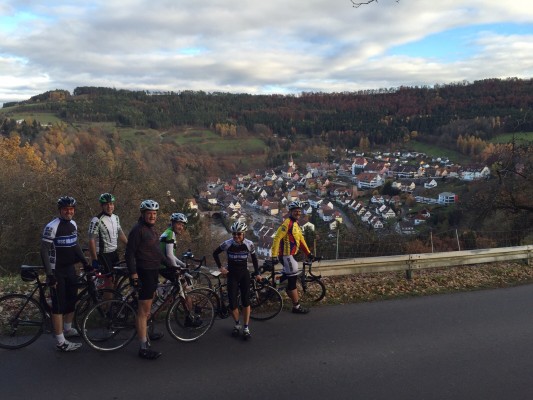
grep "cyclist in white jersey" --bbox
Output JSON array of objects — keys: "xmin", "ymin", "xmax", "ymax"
[{"xmin": 88, "ymin": 193, "xmax": 128, "ymax": 289}]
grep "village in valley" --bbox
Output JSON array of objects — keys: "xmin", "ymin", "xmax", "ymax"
[{"xmin": 191, "ymin": 149, "xmax": 491, "ymax": 258}]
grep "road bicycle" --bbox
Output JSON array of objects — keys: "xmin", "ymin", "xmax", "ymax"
[
  {"xmin": 181, "ymin": 250, "xmax": 214, "ymax": 289},
  {"xmin": 0, "ymin": 265, "xmax": 118, "ymax": 350},
  {"xmin": 197, "ymin": 269, "xmax": 283, "ymax": 321},
  {"xmin": 115, "ymin": 250, "xmax": 213, "ymax": 297},
  {"xmin": 73, "ymin": 265, "xmax": 127, "ymax": 330},
  {"xmin": 262, "ymin": 257, "xmax": 326, "ymax": 305},
  {"xmin": 81, "ymin": 267, "xmax": 215, "ymax": 351}
]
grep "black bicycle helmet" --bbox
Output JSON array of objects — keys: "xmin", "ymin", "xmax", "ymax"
[
  {"xmin": 57, "ymin": 196, "xmax": 77, "ymax": 209},
  {"xmin": 140, "ymin": 199, "xmax": 159, "ymax": 211},
  {"xmin": 170, "ymin": 212, "xmax": 188, "ymax": 224},
  {"xmin": 99, "ymin": 193, "xmax": 116, "ymax": 204}
]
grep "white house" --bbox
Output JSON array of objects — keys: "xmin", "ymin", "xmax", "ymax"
[
  {"xmin": 438, "ymin": 192, "xmax": 457, "ymax": 205},
  {"xmin": 461, "ymin": 166, "xmax": 490, "ymax": 181},
  {"xmin": 356, "ymin": 173, "xmax": 384, "ymax": 189},
  {"xmin": 424, "ymin": 179, "xmax": 437, "ymax": 189}
]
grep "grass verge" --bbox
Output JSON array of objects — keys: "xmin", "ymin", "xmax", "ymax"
[{"xmin": 2, "ymin": 262, "xmax": 532, "ymax": 305}]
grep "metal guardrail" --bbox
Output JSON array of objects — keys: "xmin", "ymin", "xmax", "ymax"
[{"xmin": 313, "ymin": 245, "xmax": 533, "ymax": 277}]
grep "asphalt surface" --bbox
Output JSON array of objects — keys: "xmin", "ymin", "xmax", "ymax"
[{"xmin": 1, "ymin": 284, "xmax": 532, "ymax": 400}]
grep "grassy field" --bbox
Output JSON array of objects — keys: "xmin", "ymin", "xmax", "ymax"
[
  {"xmin": 0, "ymin": 109, "xmax": 62, "ymax": 125},
  {"xmin": 162, "ymin": 128, "xmax": 267, "ymax": 155},
  {"xmin": 407, "ymin": 140, "xmax": 470, "ymax": 164},
  {"xmin": 489, "ymin": 132, "xmax": 533, "ymax": 144}
]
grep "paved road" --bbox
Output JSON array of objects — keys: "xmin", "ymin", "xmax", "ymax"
[{"xmin": 2, "ymin": 284, "xmax": 533, "ymax": 400}]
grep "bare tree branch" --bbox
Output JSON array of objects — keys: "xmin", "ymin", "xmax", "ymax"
[{"xmin": 351, "ymin": 0, "xmax": 400, "ymax": 8}]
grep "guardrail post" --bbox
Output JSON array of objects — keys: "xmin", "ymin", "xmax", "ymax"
[{"xmin": 405, "ymin": 254, "xmax": 413, "ymax": 280}]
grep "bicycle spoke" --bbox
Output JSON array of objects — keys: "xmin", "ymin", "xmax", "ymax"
[
  {"xmin": 250, "ymin": 285, "xmax": 283, "ymax": 321},
  {"xmin": 82, "ymin": 299, "xmax": 136, "ymax": 351},
  {"xmin": 166, "ymin": 291, "xmax": 214, "ymax": 342},
  {"xmin": 0, "ymin": 294, "xmax": 44, "ymax": 349}
]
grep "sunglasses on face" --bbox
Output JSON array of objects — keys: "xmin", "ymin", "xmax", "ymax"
[{"xmin": 232, "ymin": 232, "xmax": 244, "ymax": 236}]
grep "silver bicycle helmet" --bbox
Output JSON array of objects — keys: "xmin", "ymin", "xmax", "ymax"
[
  {"xmin": 140, "ymin": 199, "xmax": 159, "ymax": 211},
  {"xmin": 170, "ymin": 212, "xmax": 188, "ymax": 224}
]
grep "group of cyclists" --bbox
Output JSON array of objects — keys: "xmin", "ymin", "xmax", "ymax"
[{"xmin": 42, "ymin": 192, "xmax": 316, "ymax": 360}]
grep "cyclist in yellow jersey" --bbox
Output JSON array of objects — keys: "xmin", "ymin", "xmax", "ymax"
[{"xmin": 271, "ymin": 200, "xmax": 315, "ymax": 314}]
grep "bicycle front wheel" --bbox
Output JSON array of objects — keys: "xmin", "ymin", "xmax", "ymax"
[
  {"xmin": 0, "ymin": 294, "xmax": 45, "ymax": 349},
  {"xmin": 250, "ymin": 285, "xmax": 283, "ymax": 321},
  {"xmin": 297, "ymin": 278, "xmax": 326, "ymax": 303},
  {"xmin": 166, "ymin": 290, "xmax": 214, "ymax": 342},
  {"xmin": 82, "ymin": 299, "xmax": 136, "ymax": 351},
  {"xmin": 74, "ymin": 289, "xmax": 122, "ymax": 331}
]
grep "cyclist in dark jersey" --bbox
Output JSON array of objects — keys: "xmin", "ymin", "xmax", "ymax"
[
  {"xmin": 41, "ymin": 196, "xmax": 91, "ymax": 352},
  {"xmin": 125, "ymin": 199, "xmax": 173, "ymax": 360},
  {"xmin": 213, "ymin": 221, "xmax": 261, "ymax": 339}
]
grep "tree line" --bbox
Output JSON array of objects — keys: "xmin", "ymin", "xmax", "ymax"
[{"xmin": 5, "ymin": 78, "xmax": 533, "ymax": 151}]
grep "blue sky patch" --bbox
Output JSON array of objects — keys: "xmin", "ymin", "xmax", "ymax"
[{"xmin": 388, "ymin": 23, "xmax": 533, "ymax": 62}]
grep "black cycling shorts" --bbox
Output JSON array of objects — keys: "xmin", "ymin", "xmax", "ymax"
[
  {"xmin": 227, "ymin": 267, "xmax": 251, "ymax": 309},
  {"xmin": 137, "ymin": 268, "xmax": 159, "ymax": 301},
  {"xmin": 50, "ymin": 265, "xmax": 78, "ymax": 314},
  {"xmin": 97, "ymin": 251, "xmax": 120, "ymax": 274}
]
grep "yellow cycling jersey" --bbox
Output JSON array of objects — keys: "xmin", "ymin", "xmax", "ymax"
[{"xmin": 271, "ymin": 217, "xmax": 311, "ymax": 257}]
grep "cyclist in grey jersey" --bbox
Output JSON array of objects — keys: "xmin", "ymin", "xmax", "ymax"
[{"xmin": 88, "ymin": 193, "xmax": 127, "ymax": 274}]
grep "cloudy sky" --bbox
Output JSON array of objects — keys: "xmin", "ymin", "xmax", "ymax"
[{"xmin": 1, "ymin": 0, "xmax": 533, "ymax": 105}]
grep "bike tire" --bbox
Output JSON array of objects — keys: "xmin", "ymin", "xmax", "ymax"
[
  {"xmin": 191, "ymin": 271, "xmax": 213, "ymax": 289},
  {"xmin": 166, "ymin": 290, "xmax": 215, "ymax": 342},
  {"xmin": 74, "ymin": 289, "xmax": 122, "ymax": 331},
  {"xmin": 250, "ymin": 285, "xmax": 283, "ymax": 321},
  {"xmin": 193, "ymin": 287, "xmax": 229, "ymax": 319},
  {"xmin": 81, "ymin": 299, "xmax": 136, "ymax": 351},
  {"xmin": 0, "ymin": 294, "xmax": 45, "ymax": 349},
  {"xmin": 297, "ymin": 278, "xmax": 326, "ymax": 303},
  {"xmin": 115, "ymin": 275, "xmax": 131, "ymax": 295}
]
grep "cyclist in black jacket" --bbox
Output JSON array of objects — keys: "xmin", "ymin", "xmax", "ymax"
[
  {"xmin": 213, "ymin": 221, "xmax": 261, "ymax": 340},
  {"xmin": 125, "ymin": 199, "xmax": 172, "ymax": 360}
]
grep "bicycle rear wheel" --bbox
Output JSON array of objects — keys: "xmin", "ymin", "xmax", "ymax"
[
  {"xmin": 191, "ymin": 271, "xmax": 213, "ymax": 289},
  {"xmin": 82, "ymin": 299, "xmax": 136, "ymax": 351},
  {"xmin": 297, "ymin": 278, "xmax": 326, "ymax": 303},
  {"xmin": 115, "ymin": 275, "xmax": 131, "ymax": 295},
  {"xmin": 166, "ymin": 290, "xmax": 214, "ymax": 342},
  {"xmin": 250, "ymin": 285, "xmax": 283, "ymax": 321},
  {"xmin": 0, "ymin": 294, "xmax": 44, "ymax": 349},
  {"xmin": 193, "ymin": 287, "xmax": 228, "ymax": 319}
]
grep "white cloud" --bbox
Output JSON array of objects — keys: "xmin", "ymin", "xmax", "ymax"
[{"xmin": 1, "ymin": 0, "xmax": 533, "ymax": 104}]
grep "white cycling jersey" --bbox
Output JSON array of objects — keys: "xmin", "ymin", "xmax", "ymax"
[{"xmin": 88, "ymin": 212, "xmax": 123, "ymax": 254}]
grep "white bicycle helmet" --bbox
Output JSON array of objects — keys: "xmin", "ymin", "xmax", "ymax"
[
  {"xmin": 287, "ymin": 200, "xmax": 306, "ymax": 210},
  {"xmin": 170, "ymin": 212, "xmax": 188, "ymax": 224},
  {"xmin": 140, "ymin": 199, "xmax": 159, "ymax": 211},
  {"xmin": 230, "ymin": 221, "xmax": 247, "ymax": 232}
]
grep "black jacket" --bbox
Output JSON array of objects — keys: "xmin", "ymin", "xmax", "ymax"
[{"xmin": 125, "ymin": 218, "xmax": 170, "ymax": 273}]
